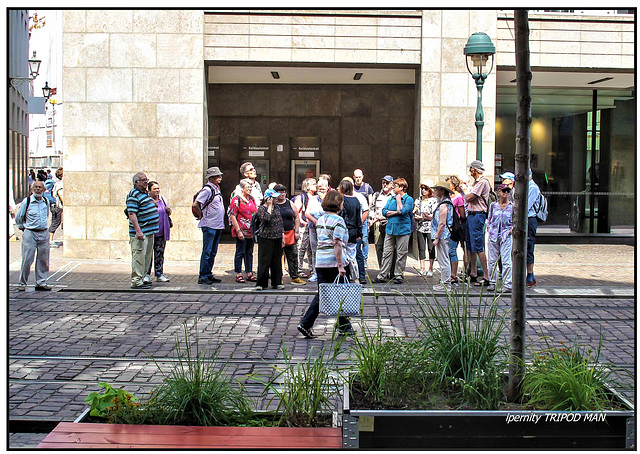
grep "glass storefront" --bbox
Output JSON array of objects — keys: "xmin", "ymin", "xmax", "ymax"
[{"xmin": 496, "ymin": 86, "xmax": 635, "ymax": 236}]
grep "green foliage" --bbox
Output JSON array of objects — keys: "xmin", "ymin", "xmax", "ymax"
[
  {"xmin": 84, "ymin": 382, "xmax": 139, "ymax": 418},
  {"xmin": 521, "ymin": 334, "xmax": 617, "ymax": 411},
  {"xmin": 253, "ymin": 339, "xmax": 344, "ymax": 427}
]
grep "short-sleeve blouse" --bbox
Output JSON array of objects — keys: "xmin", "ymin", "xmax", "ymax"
[{"xmin": 229, "ymin": 195, "xmax": 258, "ymax": 237}]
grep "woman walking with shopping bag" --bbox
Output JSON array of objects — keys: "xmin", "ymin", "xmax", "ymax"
[{"xmin": 297, "ymin": 190, "xmax": 356, "ymax": 338}]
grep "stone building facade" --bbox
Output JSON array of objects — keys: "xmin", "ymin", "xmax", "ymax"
[{"xmin": 61, "ymin": 10, "xmax": 635, "ymax": 259}]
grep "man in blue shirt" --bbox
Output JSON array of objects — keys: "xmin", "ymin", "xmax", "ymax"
[
  {"xmin": 526, "ymin": 170, "xmax": 541, "ymax": 287},
  {"xmin": 15, "ymin": 181, "xmax": 51, "ymax": 291},
  {"xmin": 373, "ymin": 177, "xmax": 414, "ymax": 284},
  {"xmin": 127, "ymin": 172, "xmax": 159, "ymax": 289}
]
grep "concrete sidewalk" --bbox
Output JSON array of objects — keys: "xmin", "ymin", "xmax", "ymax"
[{"xmin": 8, "ymin": 233, "xmax": 635, "ymax": 295}]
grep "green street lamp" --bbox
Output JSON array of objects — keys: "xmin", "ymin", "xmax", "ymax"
[{"xmin": 464, "ymin": 32, "xmax": 495, "ymax": 161}]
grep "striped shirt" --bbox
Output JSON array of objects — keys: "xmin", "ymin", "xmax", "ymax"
[
  {"xmin": 126, "ymin": 187, "xmax": 159, "ymax": 236},
  {"xmin": 315, "ymin": 213, "xmax": 348, "ymax": 269}
]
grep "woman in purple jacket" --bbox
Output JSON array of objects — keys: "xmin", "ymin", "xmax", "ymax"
[{"xmin": 146, "ymin": 181, "xmax": 172, "ymax": 283}]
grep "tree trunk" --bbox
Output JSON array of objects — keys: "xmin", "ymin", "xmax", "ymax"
[{"xmin": 507, "ymin": 9, "xmax": 532, "ymax": 402}]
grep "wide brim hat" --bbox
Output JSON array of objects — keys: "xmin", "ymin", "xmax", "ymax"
[
  {"xmin": 467, "ymin": 160, "xmax": 485, "ymax": 172},
  {"xmin": 205, "ymin": 167, "xmax": 223, "ymax": 178},
  {"xmin": 432, "ymin": 180, "xmax": 453, "ymax": 194}
]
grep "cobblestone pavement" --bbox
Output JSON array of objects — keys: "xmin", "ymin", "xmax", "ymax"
[{"xmin": 7, "ymin": 238, "xmax": 635, "ymax": 448}]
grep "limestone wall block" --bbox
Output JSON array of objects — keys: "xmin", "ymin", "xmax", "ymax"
[
  {"xmin": 179, "ymin": 138, "xmax": 206, "ymax": 174},
  {"xmin": 581, "ymin": 41, "xmax": 622, "ymax": 55},
  {"xmin": 540, "ymin": 40, "xmax": 580, "ymax": 54},
  {"xmin": 441, "ymin": 73, "xmax": 468, "ymax": 107},
  {"xmin": 160, "ymin": 172, "xmax": 204, "ymax": 207},
  {"xmin": 86, "ymin": 68, "xmax": 133, "ymax": 102},
  {"xmin": 180, "ymin": 69, "xmax": 206, "ymax": 104},
  {"xmin": 250, "ymin": 23, "xmax": 292, "ymax": 35},
  {"xmin": 440, "ymin": 141, "xmax": 468, "ymax": 175},
  {"xmin": 134, "ymin": 10, "xmax": 203, "ymax": 34},
  {"xmin": 378, "ymin": 26, "xmax": 422, "ymax": 38},
  {"xmin": 441, "ymin": 38, "xmax": 469, "ymax": 73},
  {"xmin": 63, "ymin": 10, "xmax": 86, "ymax": 33},
  {"xmin": 86, "ymin": 138, "xmax": 134, "ymax": 172},
  {"xmin": 421, "ymin": 38, "xmax": 442, "ymax": 69},
  {"xmin": 248, "ymin": 47, "xmax": 292, "ymax": 61},
  {"xmin": 156, "ymin": 104, "xmax": 203, "ymax": 138},
  {"xmin": 87, "ymin": 206, "xmax": 130, "ymax": 240},
  {"xmin": 377, "ymin": 37, "xmax": 421, "ymax": 51},
  {"xmin": 334, "ymin": 49, "xmax": 376, "ymax": 63},
  {"xmin": 442, "ymin": 10, "xmax": 469, "ymax": 39},
  {"xmin": 62, "ymin": 205, "xmax": 86, "ymax": 239},
  {"xmin": 292, "ymin": 15, "xmax": 336, "ymax": 26},
  {"xmin": 205, "ymin": 14, "xmax": 250, "ymax": 24},
  {"xmin": 292, "ymin": 35, "xmax": 336, "ymax": 49},
  {"xmin": 110, "ymin": 34, "xmax": 157, "ymax": 68},
  {"xmin": 65, "ymin": 172, "xmax": 110, "ymax": 206},
  {"xmin": 133, "ymin": 68, "xmax": 181, "ymax": 103},
  {"xmin": 250, "ymin": 35, "xmax": 293, "ymax": 48},
  {"xmin": 419, "ymin": 140, "xmax": 440, "ymax": 177},
  {"xmin": 130, "ymin": 138, "xmax": 180, "ymax": 172},
  {"xmin": 335, "ymin": 16, "xmax": 377, "ymax": 26},
  {"xmin": 110, "ymin": 172, "xmax": 137, "ymax": 205},
  {"xmin": 538, "ymin": 53, "xmax": 581, "ymax": 67},
  {"xmin": 292, "ymin": 24, "xmax": 336, "ymax": 36},
  {"xmin": 420, "ymin": 72, "xmax": 441, "ymax": 107},
  {"xmin": 204, "ymin": 34, "xmax": 250, "ymax": 48},
  {"xmin": 63, "ymin": 33, "xmax": 110, "ymax": 68},
  {"xmin": 62, "ymin": 68, "xmax": 86, "ymax": 103},
  {"xmin": 63, "ymin": 137, "xmax": 87, "ymax": 172},
  {"xmin": 469, "ymin": 10, "xmax": 497, "ymax": 39},
  {"xmin": 169, "ymin": 208, "xmax": 203, "ymax": 242},
  {"xmin": 422, "ymin": 11, "xmax": 442, "ymax": 38},
  {"xmin": 379, "ymin": 17, "xmax": 421, "ymax": 27},
  {"xmin": 86, "ymin": 10, "xmax": 133, "ymax": 33},
  {"xmin": 249, "ymin": 14, "xmax": 292, "ymax": 25},
  {"xmin": 292, "ymin": 48, "xmax": 335, "ymax": 62},
  {"xmin": 441, "ymin": 108, "xmax": 476, "ymax": 141},
  {"xmin": 204, "ymin": 22, "xmax": 251, "ymax": 35},
  {"xmin": 63, "ymin": 239, "xmax": 111, "ymax": 259},
  {"xmin": 420, "ymin": 107, "xmax": 441, "ymax": 142},
  {"xmin": 377, "ymin": 50, "xmax": 420, "ymax": 64},
  {"xmin": 164, "ymin": 239, "xmax": 201, "ymax": 261},
  {"xmin": 580, "ymin": 53, "xmax": 621, "ymax": 68},
  {"xmin": 204, "ymin": 47, "xmax": 250, "ymax": 61},
  {"xmin": 109, "ymin": 240, "xmax": 131, "ymax": 260},
  {"xmin": 621, "ymin": 55, "xmax": 634, "ymax": 68},
  {"xmin": 157, "ymin": 34, "xmax": 203, "ymax": 69},
  {"xmin": 65, "ymin": 103, "xmax": 109, "ymax": 137},
  {"xmin": 109, "ymin": 103, "xmax": 157, "ymax": 138}
]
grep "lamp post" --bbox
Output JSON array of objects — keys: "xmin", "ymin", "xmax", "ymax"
[
  {"xmin": 9, "ymin": 50, "xmax": 41, "ymax": 89},
  {"xmin": 464, "ymin": 32, "xmax": 495, "ymax": 161},
  {"xmin": 42, "ymin": 81, "xmax": 52, "ymax": 101}
]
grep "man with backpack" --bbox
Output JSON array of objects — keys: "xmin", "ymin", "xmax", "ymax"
[
  {"xmin": 192, "ymin": 167, "xmax": 225, "ymax": 285},
  {"xmin": 526, "ymin": 169, "xmax": 545, "ymax": 287},
  {"xmin": 15, "ymin": 181, "xmax": 52, "ymax": 291},
  {"xmin": 464, "ymin": 160, "xmax": 492, "ymax": 287},
  {"xmin": 431, "ymin": 181, "xmax": 455, "ymax": 291}
]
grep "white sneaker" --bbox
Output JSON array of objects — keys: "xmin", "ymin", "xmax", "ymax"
[
  {"xmin": 426, "ymin": 270, "xmax": 434, "ymax": 278},
  {"xmin": 143, "ymin": 274, "xmax": 151, "ymax": 284},
  {"xmin": 156, "ymin": 274, "xmax": 170, "ymax": 282},
  {"xmin": 433, "ymin": 283, "xmax": 451, "ymax": 292},
  {"xmin": 308, "ymin": 273, "xmax": 317, "ymax": 282}
]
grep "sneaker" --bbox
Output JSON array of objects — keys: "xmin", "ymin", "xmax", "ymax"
[
  {"xmin": 143, "ymin": 274, "xmax": 151, "ymax": 284},
  {"xmin": 254, "ymin": 286, "xmax": 263, "ymax": 291},
  {"xmin": 17, "ymin": 285, "xmax": 26, "ymax": 291},
  {"xmin": 372, "ymin": 277, "xmax": 387, "ymax": 284},
  {"xmin": 338, "ymin": 327, "xmax": 357, "ymax": 336},
  {"xmin": 290, "ymin": 277, "xmax": 306, "ymax": 285},
  {"xmin": 486, "ymin": 284, "xmax": 496, "ymax": 291},
  {"xmin": 526, "ymin": 279, "xmax": 536, "ymax": 288},
  {"xmin": 426, "ymin": 270, "xmax": 434, "ymax": 278},
  {"xmin": 432, "ymin": 283, "xmax": 451, "ymax": 292},
  {"xmin": 359, "ymin": 279, "xmax": 367, "ymax": 285},
  {"xmin": 197, "ymin": 277, "xmax": 214, "ymax": 285},
  {"xmin": 308, "ymin": 273, "xmax": 317, "ymax": 282},
  {"xmin": 503, "ymin": 287, "xmax": 512, "ymax": 293},
  {"xmin": 156, "ymin": 274, "xmax": 170, "ymax": 282},
  {"xmin": 297, "ymin": 324, "xmax": 316, "ymax": 339},
  {"xmin": 393, "ymin": 277, "xmax": 404, "ymax": 284},
  {"xmin": 131, "ymin": 283, "xmax": 152, "ymax": 289},
  {"xmin": 210, "ymin": 276, "xmax": 222, "ymax": 283},
  {"xmin": 274, "ymin": 284, "xmax": 285, "ymax": 290},
  {"xmin": 35, "ymin": 285, "xmax": 52, "ymax": 291}
]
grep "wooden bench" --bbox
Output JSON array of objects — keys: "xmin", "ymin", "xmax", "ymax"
[{"xmin": 38, "ymin": 422, "xmax": 343, "ymax": 449}]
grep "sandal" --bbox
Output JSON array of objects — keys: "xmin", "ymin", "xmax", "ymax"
[
  {"xmin": 468, "ymin": 275, "xmax": 478, "ymax": 283},
  {"xmin": 246, "ymin": 273, "xmax": 257, "ymax": 282},
  {"xmin": 236, "ymin": 275, "xmax": 246, "ymax": 283},
  {"xmin": 474, "ymin": 279, "xmax": 490, "ymax": 286}
]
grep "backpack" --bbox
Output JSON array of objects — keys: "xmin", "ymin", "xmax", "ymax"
[
  {"xmin": 43, "ymin": 179, "xmax": 56, "ymax": 205},
  {"xmin": 534, "ymin": 191, "xmax": 548, "ymax": 222},
  {"xmin": 16, "ymin": 195, "xmax": 50, "ymax": 226},
  {"xmin": 438, "ymin": 200, "xmax": 465, "ymax": 242},
  {"xmin": 477, "ymin": 177, "xmax": 497, "ymax": 213},
  {"xmin": 293, "ymin": 192, "xmax": 309, "ymax": 218},
  {"xmin": 192, "ymin": 184, "xmax": 217, "ymax": 218},
  {"xmin": 251, "ymin": 210, "xmax": 262, "ymax": 242}
]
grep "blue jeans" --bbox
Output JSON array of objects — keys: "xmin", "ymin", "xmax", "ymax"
[
  {"xmin": 199, "ymin": 227, "xmax": 222, "ymax": 279},
  {"xmin": 234, "ymin": 237, "xmax": 254, "ymax": 274},
  {"xmin": 527, "ymin": 216, "xmax": 537, "ymax": 264},
  {"xmin": 355, "ymin": 238, "xmax": 366, "ymax": 281}
]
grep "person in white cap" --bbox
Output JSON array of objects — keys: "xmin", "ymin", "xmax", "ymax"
[{"xmin": 192, "ymin": 167, "xmax": 225, "ymax": 284}]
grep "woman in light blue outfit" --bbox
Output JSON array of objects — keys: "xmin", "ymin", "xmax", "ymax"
[
  {"xmin": 431, "ymin": 181, "xmax": 454, "ymax": 291},
  {"xmin": 486, "ymin": 184, "xmax": 513, "ymax": 292}
]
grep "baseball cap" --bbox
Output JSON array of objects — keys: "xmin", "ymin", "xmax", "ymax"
[
  {"xmin": 381, "ymin": 175, "xmax": 393, "ymax": 182},
  {"xmin": 497, "ymin": 183, "xmax": 511, "ymax": 192},
  {"xmin": 264, "ymin": 188, "xmax": 278, "ymax": 199},
  {"xmin": 500, "ymin": 171, "xmax": 515, "ymax": 180}
]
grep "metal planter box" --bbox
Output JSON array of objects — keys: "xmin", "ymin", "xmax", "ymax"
[{"xmin": 342, "ymin": 384, "xmax": 635, "ymax": 449}]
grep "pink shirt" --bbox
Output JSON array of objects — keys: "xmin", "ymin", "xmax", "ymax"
[{"xmin": 229, "ymin": 195, "xmax": 257, "ymax": 237}]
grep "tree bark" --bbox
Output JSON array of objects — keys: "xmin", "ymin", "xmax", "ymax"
[{"xmin": 508, "ymin": 9, "xmax": 532, "ymax": 402}]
